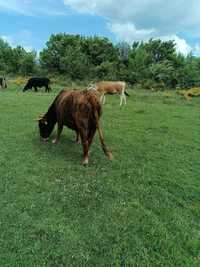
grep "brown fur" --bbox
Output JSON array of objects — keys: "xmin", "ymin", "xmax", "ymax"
[
  {"xmin": 95, "ymin": 81, "xmax": 126, "ymax": 94},
  {"xmin": 38, "ymin": 90, "xmax": 112, "ymax": 165}
]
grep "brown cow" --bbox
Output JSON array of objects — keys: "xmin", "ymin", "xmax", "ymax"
[
  {"xmin": 87, "ymin": 81, "xmax": 129, "ymax": 105},
  {"xmin": 38, "ymin": 90, "xmax": 113, "ymax": 165}
]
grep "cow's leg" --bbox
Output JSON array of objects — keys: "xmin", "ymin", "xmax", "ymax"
[
  {"xmin": 88, "ymin": 127, "xmax": 96, "ymax": 148},
  {"xmin": 52, "ymin": 124, "xmax": 63, "ymax": 144},
  {"xmin": 45, "ymin": 85, "xmax": 50, "ymax": 92},
  {"xmin": 79, "ymin": 130, "xmax": 89, "ymax": 165},
  {"xmin": 97, "ymin": 120, "xmax": 113, "ymax": 160},
  {"xmin": 121, "ymin": 92, "xmax": 126, "ymax": 105},
  {"xmin": 75, "ymin": 131, "xmax": 80, "ymax": 144},
  {"xmin": 102, "ymin": 94, "xmax": 106, "ymax": 104},
  {"xmin": 100, "ymin": 94, "xmax": 105, "ymax": 104},
  {"xmin": 34, "ymin": 86, "xmax": 38, "ymax": 92},
  {"xmin": 120, "ymin": 93, "xmax": 123, "ymax": 106}
]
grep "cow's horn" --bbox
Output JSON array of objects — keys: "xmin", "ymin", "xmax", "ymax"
[{"xmin": 35, "ymin": 115, "xmax": 43, "ymax": 121}]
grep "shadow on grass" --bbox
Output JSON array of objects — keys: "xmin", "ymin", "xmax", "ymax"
[
  {"xmin": 135, "ymin": 109, "xmax": 146, "ymax": 114},
  {"xmin": 145, "ymin": 126, "xmax": 169, "ymax": 134},
  {"xmin": 32, "ymin": 132, "xmax": 82, "ymax": 164},
  {"xmin": 32, "ymin": 131, "xmax": 114, "ymax": 167}
]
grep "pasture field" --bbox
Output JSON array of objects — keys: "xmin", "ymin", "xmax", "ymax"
[{"xmin": 1, "ymin": 84, "xmax": 200, "ymax": 267}]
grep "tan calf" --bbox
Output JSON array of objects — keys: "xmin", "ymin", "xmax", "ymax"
[{"xmin": 87, "ymin": 81, "xmax": 129, "ymax": 106}]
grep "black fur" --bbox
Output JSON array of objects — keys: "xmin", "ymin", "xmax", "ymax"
[
  {"xmin": 125, "ymin": 91, "xmax": 130, "ymax": 97},
  {"xmin": 23, "ymin": 77, "xmax": 51, "ymax": 92}
]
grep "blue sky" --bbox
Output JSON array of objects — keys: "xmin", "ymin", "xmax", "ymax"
[{"xmin": 1, "ymin": 0, "xmax": 200, "ymax": 55}]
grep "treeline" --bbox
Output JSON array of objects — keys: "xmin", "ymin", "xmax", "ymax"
[
  {"xmin": 0, "ymin": 38, "xmax": 37, "ymax": 76},
  {"xmin": 1, "ymin": 33, "xmax": 200, "ymax": 89}
]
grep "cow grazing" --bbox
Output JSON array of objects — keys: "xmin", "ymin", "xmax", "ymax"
[
  {"xmin": 38, "ymin": 90, "xmax": 113, "ymax": 165},
  {"xmin": 87, "ymin": 81, "xmax": 129, "ymax": 106},
  {"xmin": 23, "ymin": 77, "xmax": 51, "ymax": 92},
  {"xmin": 0, "ymin": 76, "xmax": 7, "ymax": 89}
]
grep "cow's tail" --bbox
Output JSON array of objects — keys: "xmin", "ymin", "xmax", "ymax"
[
  {"xmin": 93, "ymin": 102, "xmax": 113, "ymax": 160},
  {"xmin": 125, "ymin": 91, "xmax": 130, "ymax": 97},
  {"xmin": 122, "ymin": 82, "xmax": 130, "ymax": 97}
]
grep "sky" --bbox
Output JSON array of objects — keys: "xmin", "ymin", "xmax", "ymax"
[{"xmin": 1, "ymin": 0, "xmax": 200, "ymax": 56}]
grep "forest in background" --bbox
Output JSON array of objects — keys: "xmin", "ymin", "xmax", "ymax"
[{"xmin": 1, "ymin": 33, "xmax": 200, "ymax": 89}]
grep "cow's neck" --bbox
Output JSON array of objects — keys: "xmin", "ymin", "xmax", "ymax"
[{"xmin": 45, "ymin": 103, "xmax": 57, "ymax": 132}]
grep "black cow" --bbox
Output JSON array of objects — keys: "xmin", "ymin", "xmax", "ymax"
[
  {"xmin": 23, "ymin": 77, "xmax": 51, "ymax": 92},
  {"xmin": 0, "ymin": 77, "xmax": 7, "ymax": 89}
]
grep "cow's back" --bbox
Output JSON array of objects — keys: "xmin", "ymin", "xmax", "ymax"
[
  {"xmin": 96, "ymin": 81, "xmax": 125, "ymax": 93},
  {"xmin": 28, "ymin": 77, "xmax": 50, "ymax": 86},
  {"xmin": 55, "ymin": 90, "xmax": 101, "ymax": 130}
]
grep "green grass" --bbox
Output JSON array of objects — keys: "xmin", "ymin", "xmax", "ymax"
[{"xmin": 1, "ymin": 84, "xmax": 200, "ymax": 266}]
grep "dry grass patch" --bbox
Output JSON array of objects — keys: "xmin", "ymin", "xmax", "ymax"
[{"xmin": 177, "ymin": 87, "xmax": 200, "ymax": 100}]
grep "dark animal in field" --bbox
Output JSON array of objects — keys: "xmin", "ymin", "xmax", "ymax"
[
  {"xmin": 0, "ymin": 76, "xmax": 7, "ymax": 89},
  {"xmin": 87, "ymin": 81, "xmax": 129, "ymax": 105},
  {"xmin": 23, "ymin": 77, "xmax": 51, "ymax": 92},
  {"xmin": 38, "ymin": 90, "xmax": 113, "ymax": 165}
]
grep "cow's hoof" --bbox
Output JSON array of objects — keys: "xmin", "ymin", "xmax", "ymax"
[
  {"xmin": 52, "ymin": 139, "xmax": 58, "ymax": 144},
  {"xmin": 81, "ymin": 158, "xmax": 89, "ymax": 165},
  {"xmin": 42, "ymin": 138, "xmax": 49, "ymax": 142}
]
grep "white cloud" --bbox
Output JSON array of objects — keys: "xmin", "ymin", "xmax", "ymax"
[
  {"xmin": 0, "ymin": 0, "xmax": 199, "ymax": 55},
  {"xmin": 63, "ymin": 0, "xmax": 97, "ymax": 14},
  {"xmin": 0, "ymin": 1, "xmax": 33, "ymax": 15},
  {"xmin": 161, "ymin": 35, "xmax": 192, "ymax": 56},
  {"xmin": 109, "ymin": 22, "xmax": 157, "ymax": 43},
  {"xmin": 64, "ymin": 0, "xmax": 200, "ymax": 55},
  {"xmin": 63, "ymin": 0, "xmax": 200, "ymax": 34},
  {"xmin": 109, "ymin": 23, "xmax": 192, "ymax": 55},
  {"xmin": 0, "ymin": 0, "xmax": 66, "ymax": 16},
  {"xmin": 109, "ymin": 22, "xmax": 192, "ymax": 55}
]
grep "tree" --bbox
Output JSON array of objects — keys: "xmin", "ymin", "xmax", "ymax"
[
  {"xmin": 81, "ymin": 36, "xmax": 118, "ymax": 66},
  {"xmin": 116, "ymin": 42, "xmax": 131, "ymax": 64},
  {"xmin": 40, "ymin": 34, "xmax": 118, "ymax": 80},
  {"xmin": 59, "ymin": 46, "xmax": 90, "ymax": 80},
  {"xmin": 0, "ymin": 38, "xmax": 13, "ymax": 72},
  {"xmin": 40, "ymin": 34, "xmax": 82, "ymax": 73},
  {"xmin": 10, "ymin": 46, "xmax": 37, "ymax": 75}
]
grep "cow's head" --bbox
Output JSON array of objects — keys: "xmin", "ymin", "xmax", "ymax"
[{"xmin": 38, "ymin": 116, "xmax": 54, "ymax": 140}]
